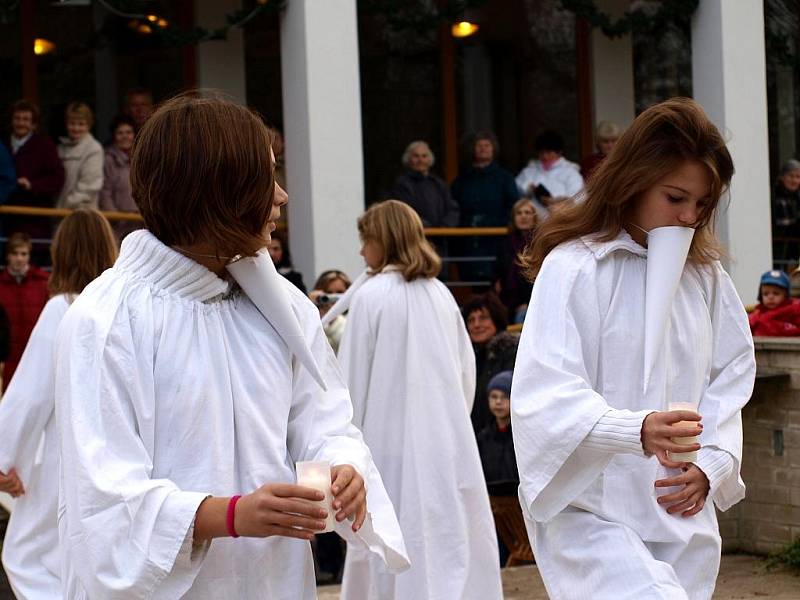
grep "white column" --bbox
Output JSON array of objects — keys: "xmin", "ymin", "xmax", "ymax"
[
  {"xmin": 280, "ymin": 0, "xmax": 365, "ymax": 281},
  {"xmin": 692, "ymin": 0, "xmax": 771, "ymax": 304},
  {"xmin": 194, "ymin": 0, "xmax": 247, "ymax": 105},
  {"xmin": 590, "ymin": 0, "xmax": 635, "ymax": 131}
]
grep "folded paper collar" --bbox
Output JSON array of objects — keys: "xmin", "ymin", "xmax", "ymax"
[{"xmin": 227, "ymin": 250, "xmax": 327, "ymax": 390}]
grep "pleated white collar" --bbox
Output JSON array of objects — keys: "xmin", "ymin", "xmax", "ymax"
[{"xmin": 115, "ymin": 230, "xmax": 232, "ymax": 302}]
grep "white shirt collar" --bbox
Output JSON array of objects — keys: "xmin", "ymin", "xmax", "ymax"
[{"xmin": 10, "ymin": 133, "xmax": 32, "ymax": 154}]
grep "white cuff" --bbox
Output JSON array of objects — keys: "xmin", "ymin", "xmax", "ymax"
[
  {"xmin": 695, "ymin": 446, "xmax": 735, "ymax": 493},
  {"xmin": 581, "ymin": 409, "xmax": 652, "ymax": 457}
]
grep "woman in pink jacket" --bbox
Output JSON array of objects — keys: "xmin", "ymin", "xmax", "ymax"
[{"xmin": 99, "ymin": 114, "xmax": 141, "ymax": 240}]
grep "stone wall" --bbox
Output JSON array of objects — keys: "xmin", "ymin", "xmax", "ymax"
[{"xmin": 718, "ymin": 337, "xmax": 800, "ymax": 554}]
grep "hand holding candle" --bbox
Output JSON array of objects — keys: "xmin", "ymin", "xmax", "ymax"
[
  {"xmin": 641, "ymin": 410, "xmax": 703, "ymax": 469},
  {"xmin": 225, "ymin": 483, "xmax": 328, "ymax": 540},
  {"xmin": 667, "ymin": 402, "xmax": 701, "ymax": 463},
  {"xmin": 331, "ymin": 464, "xmax": 367, "ymax": 532},
  {"xmin": 296, "ymin": 461, "xmax": 336, "ymax": 533}
]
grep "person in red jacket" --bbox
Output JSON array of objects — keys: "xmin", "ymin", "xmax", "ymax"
[
  {"xmin": 4, "ymin": 99, "xmax": 65, "ymax": 264},
  {"xmin": 0, "ymin": 232, "xmax": 49, "ymax": 389},
  {"xmin": 749, "ymin": 270, "xmax": 800, "ymax": 337}
]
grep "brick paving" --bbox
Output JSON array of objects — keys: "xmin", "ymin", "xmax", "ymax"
[{"xmin": 317, "ymin": 554, "xmax": 800, "ymax": 599}]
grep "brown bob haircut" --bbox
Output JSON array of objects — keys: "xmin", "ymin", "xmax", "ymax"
[
  {"xmin": 358, "ymin": 200, "xmax": 441, "ymax": 281},
  {"xmin": 521, "ymin": 97, "xmax": 734, "ymax": 280},
  {"xmin": 130, "ymin": 91, "xmax": 275, "ymax": 256},
  {"xmin": 49, "ymin": 208, "xmax": 118, "ymax": 297}
]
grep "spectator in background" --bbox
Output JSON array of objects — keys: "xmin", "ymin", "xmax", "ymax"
[
  {"xmin": 496, "ymin": 199, "xmax": 536, "ymax": 323},
  {"xmin": 462, "ymin": 292, "xmax": 519, "ymax": 434},
  {"xmin": 772, "ymin": 159, "xmax": 800, "ymax": 263},
  {"xmin": 267, "ymin": 123, "xmax": 286, "ymax": 191},
  {"xmin": 388, "ymin": 140, "xmax": 459, "ymax": 227},
  {"xmin": 749, "ymin": 269, "xmax": 800, "ymax": 337},
  {"xmin": 516, "ymin": 130, "xmax": 584, "ymax": 220},
  {"xmin": 57, "ymin": 102, "xmax": 104, "ymax": 209},
  {"xmin": 268, "ymin": 230, "xmax": 307, "ymax": 293},
  {"xmin": 4, "ymin": 100, "xmax": 65, "ymax": 261},
  {"xmin": 477, "ymin": 369, "xmax": 519, "ymax": 567},
  {"xmin": 99, "ymin": 115, "xmax": 140, "ymax": 240},
  {"xmin": 123, "ymin": 87, "xmax": 154, "ymax": 131},
  {"xmin": 452, "ymin": 131, "xmax": 519, "ymax": 283},
  {"xmin": 0, "ymin": 143, "xmax": 15, "ymax": 203},
  {"xmin": 309, "ymin": 269, "xmax": 351, "ymax": 354},
  {"xmin": 0, "ymin": 233, "xmax": 49, "ymax": 389},
  {"xmin": 477, "ymin": 370, "xmax": 519, "ymax": 487},
  {"xmin": 581, "ymin": 120, "xmax": 620, "ymax": 179}
]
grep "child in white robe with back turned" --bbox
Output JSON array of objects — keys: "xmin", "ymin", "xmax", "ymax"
[
  {"xmin": 0, "ymin": 209, "xmax": 118, "ymax": 599},
  {"xmin": 338, "ymin": 200, "xmax": 502, "ymax": 600},
  {"xmin": 512, "ymin": 98, "xmax": 755, "ymax": 599},
  {"xmin": 54, "ymin": 94, "xmax": 408, "ymax": 599}
]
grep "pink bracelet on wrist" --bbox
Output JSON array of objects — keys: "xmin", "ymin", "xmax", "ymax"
[{"xmin": 226, "ymin": 495, "xmax": 242, "ymax": 538}]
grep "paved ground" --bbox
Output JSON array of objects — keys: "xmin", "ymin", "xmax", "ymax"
[
  {"xmin": 317, "ymin": 554, "xmax": 800, "ymax": 599},
  {"xmin": 0, "ymin": 504, "xmax": 795, "ymax": 600}
]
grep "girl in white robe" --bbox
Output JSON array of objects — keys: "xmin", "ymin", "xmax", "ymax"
[
  {"xmin": 512, "ymin": 98, "xmax": 756, "ymax": 600},
  {"xmin": 338, "ymin": 200, "xmax": 502, "ymax": 600},
  {"xmin": 54, "ymin": 94, "xmax": 408, "ymax": 599},
  {"xmin": 0, "ymin": 208, "xmax": 118, "ymax": 599}
]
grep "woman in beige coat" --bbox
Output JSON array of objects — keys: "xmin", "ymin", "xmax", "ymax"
[{"xmin": 57, "ymin": 102, "xmax": 103, "ymax": 209}]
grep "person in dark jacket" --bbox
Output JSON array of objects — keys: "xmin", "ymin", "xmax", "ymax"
[
  {"xmin": 0, "ymin": 143, "xmax": 15, "ymax": 204},
  {"xmin": 452, "ymin": 132, "xmax": 520, "ymax": 283},
  {"xmin": 462, "ymin": 292, "xmax": 519, "ymax": 433},
  {"xmin": 4, "ymin": 100, "xmax": 65, "ymax": 263},
  {"xmin": 773, "ymin": 159, "xmax": 800, "ymax": 263},
  {"xmin": 387, "ymin": 140, "xmax": 459, "ymax": 227},
  {"xmin": 268, "ymin": 230, "xmax": 307, "ymax": 294},
  {"xmin": 496, "ymin": 199, "xmax": 536, "ymax": 323},
  {"xmin": 476, "ymin": 370, "xmax": 519, "ymax": 486},
  {"xmin": 0, "ymin": 232, "xmax": 49, "ymax": 389}
]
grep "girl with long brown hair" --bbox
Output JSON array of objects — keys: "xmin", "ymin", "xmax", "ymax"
[
  {"xmin": 338, "ymin": 200, "xmax": 502, "ymax": 599},
  {"xmin": 511, "ymin": 98, "xmax": 755, "ymax": 599},
  {"xmin": 0, "ymin": 208, "xmax": 117, "ymax": 599}
]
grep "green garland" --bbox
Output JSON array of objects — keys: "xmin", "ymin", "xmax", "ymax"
[
  {"xmin": 560, "ymin": 0, "xmax": 698, "ymax": 39},
  {"xmin": 98, "ymin": 0, "xmax": 286, "ymax": 46},
  {"xmin": 359, "ymin": 0, "xmax": 489, "ymax": 35}
]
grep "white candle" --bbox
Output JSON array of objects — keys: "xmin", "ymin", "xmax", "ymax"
[
  {"xmin": 296, "ymin": 461, "xmax": 336, "ymax": 533},
  {"xmin": 667, "ymin": 402, "xmax": 700, "ymax": 463}
]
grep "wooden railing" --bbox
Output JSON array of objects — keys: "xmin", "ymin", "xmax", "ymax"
[
  {"xmin": 0, "ymin": 206, "xmax": 512, "ymax": 236},
  {"xmin": 0, "ymin": 205, "xmax": 144, "ymax": 222}
]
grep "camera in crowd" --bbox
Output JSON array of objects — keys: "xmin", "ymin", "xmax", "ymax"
[{"xmin": 315, "ymin": 293, "xmax": 343, "ymax": 307}]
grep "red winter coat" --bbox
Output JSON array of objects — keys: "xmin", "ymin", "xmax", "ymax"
[
  {"xmin": 749, "ymin": 299, "xmax": 800, "ymax": 337},
  {"xmin": 0, "ymin": 266, "xmax": 49, "ymax": 388}
]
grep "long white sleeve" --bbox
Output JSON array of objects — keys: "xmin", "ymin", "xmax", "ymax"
[
  {"xmin": 0, "ymin": 296, "xmax": 68, "ymax": 482},
  {"xmin": 696, "ymin": 263, "xmax": 755, "ymax": 511},
  {"xmin": 581, "ymin": 408, "xmax": 650, "ymax": 456},
  {"xmin": 55, "ymin": 298, "xmax": 209, "ymax": 599},
  {"xmin": 285, "ymin": 285, "xmax": 409, "ymax": 573}
]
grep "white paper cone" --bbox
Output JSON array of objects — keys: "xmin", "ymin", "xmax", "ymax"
[
  {"xmin": 227, "ymin": 250, "xmax": 327, "ymax": 390},
  {"xmin": 642, "ymin": 226, "xmax": 694, "ymax": 393},
  {"xmin": 320, "ymin": 270, "xmax": 370, "ymax": 327}
]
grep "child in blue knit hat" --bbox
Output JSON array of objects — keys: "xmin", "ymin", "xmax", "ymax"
[{"xmin": 476, "ymin": 370, "xmax": 519, "ymax": 490}]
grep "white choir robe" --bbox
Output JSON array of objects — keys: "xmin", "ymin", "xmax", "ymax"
[
  {"xmin": 512, "ymin": 231, "xmax": 755, "ymax": 600},
  {"xmin": 338, "ymin": 269, "xmax": 502, "ymax": 600},
  {"xmin": 0, "ymin": 294, "xmax": 70, "ymax": 599},
  {"xmin": 54, "ymin": 230, "xmax": 409, "ymax": 599}
]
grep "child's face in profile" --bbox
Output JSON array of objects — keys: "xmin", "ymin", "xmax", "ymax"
[
  {"xmin": 488, "ymin": 390, "xmax": 510, "ymax": 421},
  {"xmin": 761, "ymin": 284, "xmax": 788, "ymax": 310}
]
